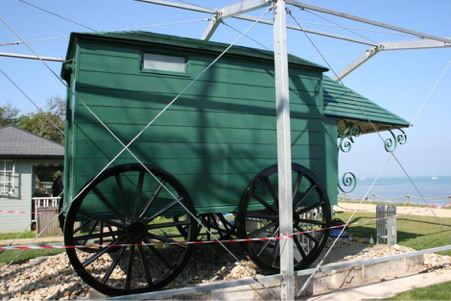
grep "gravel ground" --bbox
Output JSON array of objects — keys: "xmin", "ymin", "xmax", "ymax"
[{"xmin": 0, "ymin": 242, "xmax": 449, "ymax": 300}]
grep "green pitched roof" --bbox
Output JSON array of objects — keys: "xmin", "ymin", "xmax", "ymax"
[
  {"xmin": 64, "ymin": 30, "xmax": 328, "ymax": 71},
  {"xmin": 64, "ymin": 31, "xmax": 408, "ymax": 132},
  {"xmin": 323, "ymin": 76, "xmax": 410, "ymax": 132}
]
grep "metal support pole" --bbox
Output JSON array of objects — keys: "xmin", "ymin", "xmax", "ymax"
[{"xmin": 273, "ymin": 1, "xmax": 294, "ymax": 299}]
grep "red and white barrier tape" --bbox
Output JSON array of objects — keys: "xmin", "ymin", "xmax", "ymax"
[
  {"xmin": 0, "ymin": 216, "xmax": 394, "ymax": 251},
  {"xmin": 0, "ymin": 209, "xmax": 27, "ymax": 214}
]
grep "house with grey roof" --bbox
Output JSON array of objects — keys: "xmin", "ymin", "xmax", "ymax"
[{"xmin": 0, "ymin": 126, "xmax": 63, "ymax": 232}]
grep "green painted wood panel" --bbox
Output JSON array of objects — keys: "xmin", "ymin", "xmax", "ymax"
[{"xmin": 64, "ymin": 35, "xmax": 338, "ymax": 215}]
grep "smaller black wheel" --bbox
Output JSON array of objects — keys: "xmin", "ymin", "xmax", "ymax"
[
  {"xmin": 237, "ymin": 163, "xmax": 331, "ymax": 272},
  {"xmin": 64, "ymin": 163, "xmax": 198, "ymax": 296},
  {"xmin": 198, "ymin": 213, "xmax": 237, "ymax": 240}
]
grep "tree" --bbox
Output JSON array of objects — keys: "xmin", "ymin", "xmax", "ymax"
[
  {"xmin": 0, "ymin": 102, "xmax": 20, "ymax": 127},
  {"xmin": 18, "ymin": 97, "xmax": 66, "ymax": 144}
]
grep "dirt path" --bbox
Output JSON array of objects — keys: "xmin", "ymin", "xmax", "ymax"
[{"xmin": 337, "ymin": 202, "xmax": 451, "ymax": 218}]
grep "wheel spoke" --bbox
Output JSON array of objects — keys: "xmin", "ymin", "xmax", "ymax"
[
  {"xmin": 251, "ymin": 194, "xmax": 277, "ymax": 214},
  {"xmin": 107, "ymin": 225, "xmax": 117, "ymax": 240},
  {"xmin": 102, "ymin": 247, "xmax": 126, "ymax": 284},
  {"xmin": 74, "ymin": 229, "xmax": 125, "ymax": 242},
  {"xmin": 115, "ymin": 174, "xmax": 127, "ymax": 214},
  {"xmin": 245, "ymin": 212, "xmax": 278, "ymax": 220},
  {"xmin": 293, "ymin": 236, "xmax": 307, "ymax": 259},
  {"xmin": 263, "ymin": 176, "xmax": 278, "ymax": 204},
  {"xmin": 147, "ymin": 221, "xmax": 191, "ymax": 230},
  {"xmin": 145, "ymin": 198, "xmax": 181, "ymax": 223},
  {"xmin": 137, "ymin": 245, "xmax": 153, "ymax": 286},
  {"xmin": 139, "ymin": 179, "xmax": 166, "ymax": 219},
  {"xmin": 143, "ymin": 237, "xmax": 174, "ymax": 269},
  {"xmin": 257, "ymin": 226, "xmax": 278, "ymax": 256},
  {"xmin": 125, "ymin": 245, "xmax": 135, "ymax": 290},
  {"xmin": 73, "ymin": 220, "xmax": 93, "ymax": 234},
  {"xmin": 296, "ymin": 226, "xmax": 319, "ymax": 244},
  {"xmin": 79, "ymin": 212, "xmax": 124, "ymax": 229},
  {"xmin": 292, "ymin": 173, "xmax": 303, "ymax": 198},
  {"xmin": 80, "ymin": 221, "xmax": 98, "ymax": 245},
  {"xmin": 82, "ymin": 236, "xmax": 124, "ymax": 268},
  {"xmin": 294, "ymin": 184, "xmax": 317, "ymax": 209},
  {"xmin": 99, "ymin": 223, "xmax": 104, "ymax": 246},
  {"xmin": 248, "ymin": 221, "xmax": 277, "ymax": 237},
  {"xmin": 134, "ymin": 171, "xmax": 145, "ymax": 217},
  {"xmin": 93, "ymin": 187, "xmax": 125, "ymax": 222},
  {"xmin": 271, "ymin": 240, "xmax": 279, "ymax": 268},
  {"xmin": 146, "ymin": 233, "xmax": 186, "ymax": 248}
]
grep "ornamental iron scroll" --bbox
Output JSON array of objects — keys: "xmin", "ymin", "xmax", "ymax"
[
  {"xmin": 338, "ymin": 172, "xmax": 357, "ymax": 193},
  {"xmin": 337, "ymin": 119, "xmax": 362, "ymax": 153},
  {"xmin": 384, "ymin": 128, "xmax": 407, "ymax": 152}
]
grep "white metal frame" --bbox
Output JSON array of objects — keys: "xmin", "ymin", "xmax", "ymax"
[{"xmin": 2, "ymin": 0, "xmax": 450, "ymax": 299}]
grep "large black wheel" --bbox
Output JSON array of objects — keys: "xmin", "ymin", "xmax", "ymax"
[
  {"xmin": 64, "ymin": 163, "xmax": 198, "ymax": 296},
  {"xmin": 237, "ymin": 163, "xmax": 331, "ymax": 272}
]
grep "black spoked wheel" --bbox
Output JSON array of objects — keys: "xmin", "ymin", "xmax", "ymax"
[
  {"xmin": 237, "ymin": 163, "xmax": 331, "ymax": 272},
  {"xmin": 64, "ymin": 163, "xmax": 198, "ymax": 296},
  {"xmin": 199, "ymin": 213, "xmax": 237, "ymax": 240}
]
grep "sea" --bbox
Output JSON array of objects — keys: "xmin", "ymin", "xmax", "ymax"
[{"xmin": 342, "ymin": 176, "xmax": 451, "ymax": 206}]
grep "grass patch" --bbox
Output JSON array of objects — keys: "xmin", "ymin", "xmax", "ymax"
[
  {"xmin": 0, "ymin": 231, "xmax": 35, "ymax": 240},
  {"xmin": 335, "ymin": 212, "xmax": 451, "ymax": 256},
  {"xmin": 387, "ymin": 281, "xmax": 451, "ymax": 300},
  {"xmin": 0, "ymin": 249, "xmax": 64, "ymax": 265}
]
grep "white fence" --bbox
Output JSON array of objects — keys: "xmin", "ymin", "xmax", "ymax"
[{"xmin": 32, "ymin": 196, "xmax": 61, "ymax": 224}]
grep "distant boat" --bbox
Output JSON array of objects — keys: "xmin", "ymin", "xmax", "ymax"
[{"xmin": 432, "ymin": 176, "xmax": 439, "ymax": 180}]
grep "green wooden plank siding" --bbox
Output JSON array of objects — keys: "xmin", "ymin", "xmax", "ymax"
[
  {"xmin": 64, "ymin": 37, "xmax": 336, "ymax": 214},
  {"xmin": 323, "ymin": 76, "xmax": 409, "ymax": 128}
]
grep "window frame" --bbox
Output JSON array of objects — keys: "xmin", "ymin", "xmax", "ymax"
[
  {"xmin": 141, "ymin": 51, "xmax": 191, "ymax": 77},
  {"xmin": 0, "ymin": 160, "xmax": 17, "ymax": 197}
]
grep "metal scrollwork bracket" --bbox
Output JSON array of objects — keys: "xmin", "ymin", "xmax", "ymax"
[
  {"xmin": 338, "ymin": 119, "xmax": 361, "ymax": 153},
  {"xmin": 338, "ymin": 172, "xmax": 357, "ymax": 193},
  {"xmin": 384, "ymin": 128, "xmax": 407, "ymax": 152}
]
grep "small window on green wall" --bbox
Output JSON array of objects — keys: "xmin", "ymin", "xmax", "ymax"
[{"xmin": 143, "ymin": 53, "xmax": 186, "ymax": 73}]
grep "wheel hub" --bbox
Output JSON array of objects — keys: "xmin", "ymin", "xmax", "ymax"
[{"xmin": 126, "ymin": 219, "xmax": 148, "ymax": 243}]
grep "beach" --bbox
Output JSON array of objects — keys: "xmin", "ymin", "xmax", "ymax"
[{"xmin": 337, "ymin": 202, "xmax": 451, "ymax": 218}]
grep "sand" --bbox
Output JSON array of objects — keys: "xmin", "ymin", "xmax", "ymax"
[{"xmin": 336, "ymin": 202, "xmax": 451, "ymax": 218}]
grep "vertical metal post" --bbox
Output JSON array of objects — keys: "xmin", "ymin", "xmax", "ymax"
[{"xmin": 273, "ymin": 0, "xmax": 294, "ymax": 299}]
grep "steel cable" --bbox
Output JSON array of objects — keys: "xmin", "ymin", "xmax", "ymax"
[{"xmin": 287, "ymin": 10, "xmax": 447, "ymax": 296}]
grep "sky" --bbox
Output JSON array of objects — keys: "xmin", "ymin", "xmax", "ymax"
[{"xmin": 1, "ymin": 0, "xmax": 450, "ymax": 178}]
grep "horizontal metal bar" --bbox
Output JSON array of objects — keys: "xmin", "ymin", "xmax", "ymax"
[
  {"xmin": 136, "ymin": 0, "xmax": 377, "ymax": 47},
  {"xmin": 234, "ymin": 14, "xmax": 378, "ymax": 46},
  {"xmin": 105, "ymin": 244, "xmax": 451, "ymax": 300},
  {"xmin": 220, "ymin": 0, "xmax": 270, "ymax": 19},
  {"xmin": 288, "ymin": 0, "xmax": 451, "ymax": 44},
  {"xmin": 0, "ymin": 52, "xmax": 65, "ymax": 62},
  {"xmin": 382, "ymin": 38, "xmax": 451, "ymax": 51},
  {"xmin": 108, "ymin": 274, "xmax": 282, "ymax": 300},
  {"xmin": 135, "ymin": 0, "xmax": 214, "ymax": 14},
  {"xmin": 296, "ymin": 244, "xmax": 451, "ymax": 276},
  {"xmin": 233, "ymin": 15, "xmax": 378, "ymax": 46}
]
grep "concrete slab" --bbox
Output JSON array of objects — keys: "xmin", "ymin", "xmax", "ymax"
[{"xmin": 306, "ymin": 269, "xmax": 451, "ymax": 301}]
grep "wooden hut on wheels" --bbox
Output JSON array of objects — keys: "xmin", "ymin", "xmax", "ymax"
[{"xmin": 60, "ymin": 31, "xmax": 409, "ymax": 296}]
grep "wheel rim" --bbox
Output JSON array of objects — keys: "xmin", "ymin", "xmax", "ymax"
[
  {"xmin": 64, "ymin": 163, "xmax": 197, "ymax": 296},
  {"xmin": 238, "ymin": 163, "xmax": 331, "ymax": 272}
]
